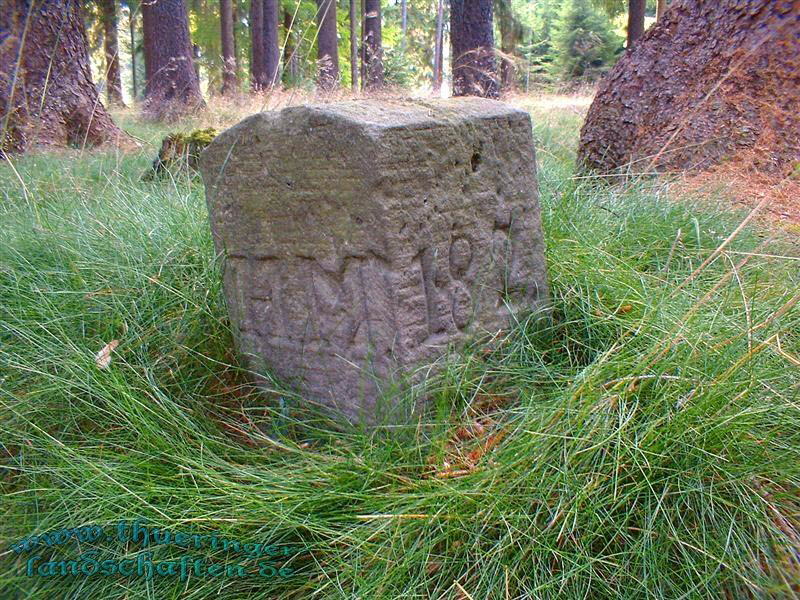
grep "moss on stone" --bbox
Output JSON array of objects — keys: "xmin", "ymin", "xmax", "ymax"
[{"xmin": 144, "ymin": 127, "xmax": 218, "ymax": 180}]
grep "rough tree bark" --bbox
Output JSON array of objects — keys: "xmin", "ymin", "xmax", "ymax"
[
  {"xmin": 433, "ymin": 0, "xmax": 445, "ymax": 92},
  {"xmin": 220, "ymin": 0, "xmax": 238, "ymax": 95},
  {"xmin": 363, "ymin": 0, "xmax": 384, "ymax": 89},
  {"xmin": 450, "ymin": 0, "xmax": 498, "ymax": 98},
  {"xmin": 141, "ymin": 0, "xmax": 204, "ymax": 120},
  {"xmin": 627, "ymin": 0, "xmax": 646, "ymax": 47},
  {"xmin": 578, "ymin": 0, "xmax": 800, "ymax": 176},
  {"xmin": 99, "ymin": 0, "xmax": 125, "ymax": 106},
  {"xmin": 0, "ymin": 0, "xmax": 131, "ymax": 152},
  {"xmin": 349, "ymin": 0, "xmax": 358, "ymax": 90},
  {"xmin": 262, "ymin": 0, "xmax": 280, "ymax": 87},
  {"xmin": 315, "ymin": 0, "xmax": 339, "ymax": 89}
]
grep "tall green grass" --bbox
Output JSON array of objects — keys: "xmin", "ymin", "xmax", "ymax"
[{"xmin": 1, "ymin": 99, "xmax": 799, "ymax": 599}]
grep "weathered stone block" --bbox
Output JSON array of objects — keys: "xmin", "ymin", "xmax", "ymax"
[{"xmin": 200, "ymin": 98, "xmax": 548, "ymax": 422}]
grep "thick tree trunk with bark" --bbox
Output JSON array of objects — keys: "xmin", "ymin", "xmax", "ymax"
[
  {"xmin": 220, "ymin": 0, "xmax": 238, "ymax": 95},
  {"xmin": 262, "ymin": 0, "xmax": 280, "ymax": 88},
  {"xmin": 627, "ymin": 0, "xmax": 646, "ymax": 47},
  {"xmin": 433, "ymin": 0, "xmax": 445, "ymax": 92},
  {"xmin": 0, "ymin": 0, "xmax": 131, "ymax": 152},
  {"xmin": 315, "ymin": 0, "xmax": 339, "ymax": 89},
  {"xmin": 99, "ymin": 0, "xmax": 125, "ymax": 106},
  {"xmin": 141, "ymin": 0, "xmax": 204, "ymax": 120},
  {"xmin": 578, "ymin": 0, "xmax": 800, "ymax": 176},
  {"xmin": 363, "ymin": 0, "xmax": 384, "ymax": 89},
  {"xmin": 450, "ymin": 0, "xmax": 498, "ymax": 98}
]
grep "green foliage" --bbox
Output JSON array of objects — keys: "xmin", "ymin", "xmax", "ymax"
[
  {"xmin": 551, "ymin": 0, "xmax": 622, "ymax": 80},
  {"xmin": 379, "ymin": 47, "xmax": 415, "ymax": 88}
]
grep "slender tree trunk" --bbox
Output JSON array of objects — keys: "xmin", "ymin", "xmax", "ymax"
[
  {"xmin": 363, "ymin": 0, "xmax": 383, "ymax": 89},
  {"xmin": 349, "ymin": 0, "xmax": 358, "ymax": 90},
  {"xmin": 315, "ymin": 0, "xmax": 339, "ymax": 89},
  {"xmin": 433, "ymin": 0, "xmax": 444, "ymax": 92},
  {"xmin": 450, "ymin": 0, "xmax": 497, "ymax": 98},
  {"xmin": 360, "ymin": 0, "xmax": 366, "ymax": 88},
  {"xmin": 190, "ymin": 0, "xmax": 201, "ymax": 81},
  {"xmin": 627, "ymin": 0, "xmax": 646, "ymax": 47},
  {"xmin": 283, "ymin": 8, "xmax": 297, "ymax": 85},
  {"xmin": 141, "ymin": 0, "xmax": 204, "ymax": 120},
  {"xmin": 99, "ymin": 0, "xmax": 125, "ymax": 106},
  {"xmin": 496, "ymin": 0, "xmax": 516, "ymax": 91},
  {"xmin": 220, "ymin": 0, "xmax": 237, "ymax": 94},
  {"xmin": 400, "ymin": 0, "xmax": 407, "ymax": 43},
  {"xmin": 192, "ymin": 43, "xmax": 201, "ymax": 81},
  {"xmin": 232, "ymin": 2, "xmax": 241, "ymax": 75},
  {"xmin": 250, "ymin": 0, "xmax": 265, "ymax": 89},
  {"xmin": 0, "ymin": 0, "xmax": 131, "ymax": 152},
  {"xmin": 656, "ymin": 0, "xmax": 667, "ymax": 21},
  {"xmin": 129, "ymin": 3, "xmax": 137, "ymax": 99},
  {"xmin": 263, "ymin": 0, "xmax": 280, "ymax": 87}
]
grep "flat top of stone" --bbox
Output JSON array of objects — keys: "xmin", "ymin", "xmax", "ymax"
[{"xmin": 280, "ymin": 97, "xmax": 528, "ymax": 130}]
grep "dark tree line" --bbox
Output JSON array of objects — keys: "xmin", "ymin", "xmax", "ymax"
[{"xmin": 1, "ymin": 0, "xmax": 666, "ymax": 151}]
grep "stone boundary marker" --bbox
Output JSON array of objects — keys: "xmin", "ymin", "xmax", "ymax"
[{"xmin": 200, "ymin": 98, "xmax": 549, "ymax": 423}]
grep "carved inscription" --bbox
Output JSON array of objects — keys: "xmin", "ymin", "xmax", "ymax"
[{"xmin": 228, "ymin": 254, "xmax": 394, "ymax": 361}]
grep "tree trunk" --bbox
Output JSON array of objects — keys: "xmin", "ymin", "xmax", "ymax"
[
  {"xmin": 141, "ymin": 0, "xmax": 204, "ymax": 120},
  {"xmin": 129, "ymin": 4, "xmax": 138, "ymax": 100},
  {"xmin": 0, "ymin": 0, "xmax": 131, "ymax": 152},
  {"xmin": 315, "ymin": 0, "xmax": 339, "ymax": 89},
  {"xmin": 283, "ymin": 8, "xmax": 298, "ymax": 85},
  {"xmin": 656, "ymin": 0, "xmax": 667, "ymax": 21},
  {"xmin": 400, "ymin": 0, "xmax": 407, "ymax": 43},
  {"xmin": 433, "ymin": 0, "xmax": 444, "ymax": 92},
  {"xmin": 496, "ymin": 0, "xmax": 516, "ymax": 91},
  {"xmin": 220, "ymin": 0, "xmax": 237, "ymax": 95},
  {"xmin": 578, "ymin": 0, "xmax": 800, "ymax": 176},
  {"xmin": 360, "ymin": 0, "xmax": 366, "ymax": 87},
  {"xmin": 627, "ymin": 0, "xmax": 646, "ymax": 47},
  {"xmin": 250, "ymin": 0, "xmax": 265, "ymax": 89},
  {"xmin": 232, "ymin": 2, "xmax": 241, "ymax": 76},
  {"xmin": 262, "ymin": 0, "xmax": 280, "ymax": 87},
  {"xmin": 349, "ymin": 0, "xmax": 358, "ymax": 90},
  {"xmin": 450, "ymin": 0, "xmax": 498, "ymax": 97},
  {"xmin": 363, "ymin": 0, "xmax": 383, "ymax": 89},
  {"xmin": 99, "ymin": 0, "xmax": 125, "ymax": 106}
]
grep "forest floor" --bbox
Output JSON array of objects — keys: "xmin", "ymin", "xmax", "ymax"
[{"xmin": 1, "ymin": 92, "xmax": 799, "ymax": 600}]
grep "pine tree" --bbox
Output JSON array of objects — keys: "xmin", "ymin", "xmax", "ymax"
[{"xmin": 551, "ymin": 0, "xmax": 620, "ymax": 80}]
